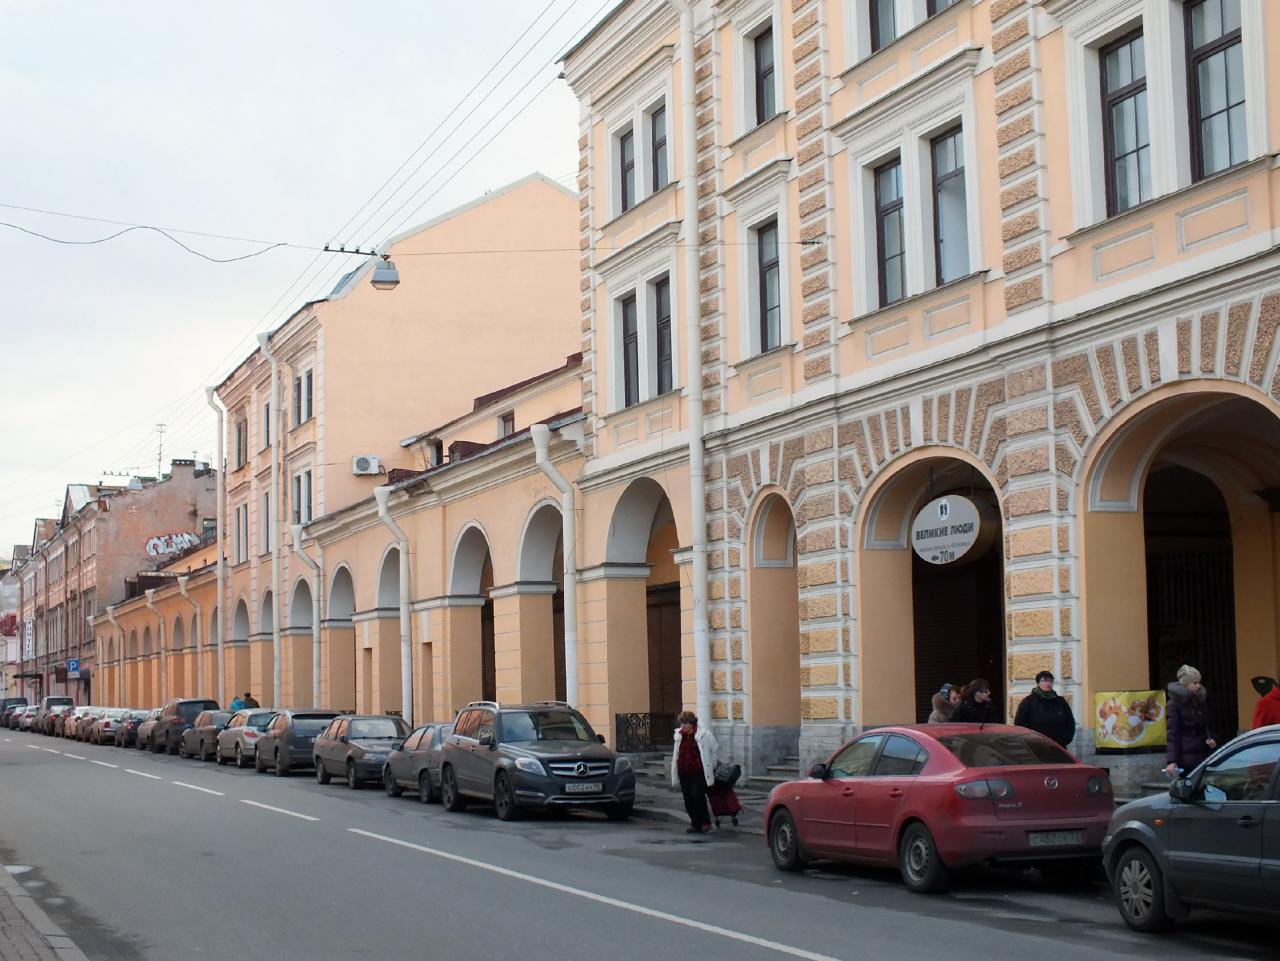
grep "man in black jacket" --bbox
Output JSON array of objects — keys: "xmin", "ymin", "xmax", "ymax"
[{"xmin": 1014, "ymin": 671, "xmax": 1076, "ymax": 747}]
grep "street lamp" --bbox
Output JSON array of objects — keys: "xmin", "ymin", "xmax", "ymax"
[{"xmin": 323, "ymin": 245, "xmax": 400, "ymax": 290}]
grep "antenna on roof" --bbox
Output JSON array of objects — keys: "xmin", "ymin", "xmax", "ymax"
[{"xmin": 155, "ymin": 423, "xmax": 166, "ymax": 479}]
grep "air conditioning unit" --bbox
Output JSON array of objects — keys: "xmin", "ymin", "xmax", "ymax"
[{"xmin": 352, "ymin": 455, "xmax": 381, "ymax": 476}]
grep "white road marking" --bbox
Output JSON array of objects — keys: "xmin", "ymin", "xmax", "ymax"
[
  {"xmin": 125, "ymin": 769, "xmax": 163, "ymax": 780},
  {"xmin": 172, "ymin": 781, "xmax": 224, "ymax": 797},
  {"xmin": 42, "ymin": 748, "xmax": 61, "ymax": 754},
  {"xmin": 348, "ymin": 829, "xmax": 845, "ymax": 961},
  {"xmin": 4, "ymin": 737, "xmax": 10, "ymax": 742},
  {"xmin": 64, "ymin": 753, "xmax": 86, "ymax": 760},
  {"xmin": 239, "ymin": 799, "xmax": 318, "ymax": 822},
  {"xmin": 90, "ymin": 760, "xmax": 118, "ymax": 769},
  {"xmin": 26, "ymin": 745, "xmax": 40, "ymax": 750}
]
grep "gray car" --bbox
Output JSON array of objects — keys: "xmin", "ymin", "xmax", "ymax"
[
  {"xmin": 216, "ymin": 709, "xmax": 277, "ymax": 768},
  {"xmin": 383, "ymin": 723, "xmax": 453, "ymax": 802},
  {"xmin": 313, "ymin": 715, "xmax": 410, "ymax": 789},
  {"xmin": 254, "ymin": 709, "xmax": 341, "ymax": 776},
  {"xmin": 1103, "ymin": 724, "xmax": 1280, "ymax": 931}
]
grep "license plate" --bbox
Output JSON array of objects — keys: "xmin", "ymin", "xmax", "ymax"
[
  {"xmin": 1029, "ymin": 830, "xmax": 1083, "ymax": 847},
  {"xmin": 563, "ymin": 782, "xmax": 603, "ymax": 794}
]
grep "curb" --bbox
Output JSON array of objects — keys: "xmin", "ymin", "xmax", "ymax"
[
  {"xmin": 0, "ymin": 865, "xmax": 92, "ymax": 961},
  {"xmin": 631, "ymin": 799, "xmax": 766, "ymax": 836}
]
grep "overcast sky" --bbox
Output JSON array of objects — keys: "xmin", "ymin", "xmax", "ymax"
[{"xmin": 0, "ymin": 0, "xmax": 605, "ymax": 559}]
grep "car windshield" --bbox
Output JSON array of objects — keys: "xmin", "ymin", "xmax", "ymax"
[
  {"xmin": 501, "ymin": 710, "xmax": 595, "ymax": 744},
  {"xmin": 293, "ymin": 716, "xmax": 335, "ymax": 734},
  {"xmin": 937, "ymin": 731, "xmax": 1075, "ymax": 767},
  {"xmin": 105, "ymin": 709, "xmax": 128, "ymax": 718},
  {"xmin": 350, "ymin": 718, "xmax": 406, "ymax": 739},
  {"xmin": 246, "ymin": 712, "xmax": 275, "ymax": 730},
  {"xmin": 129, "ymin": 711, "xmax": 150, "ymax": 720},
  {"xmin": 178, "ymin": 702, "xmax": 214, "ymax": 719}
]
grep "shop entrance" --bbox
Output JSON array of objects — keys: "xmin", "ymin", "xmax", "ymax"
[{"xmin": 646, "ymin": 584, "xmax": 682, "ymax": 719}]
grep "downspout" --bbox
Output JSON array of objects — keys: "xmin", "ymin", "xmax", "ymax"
[
  {"xmin": 257, "ymin": 333, "xmax": 283, "ymax": 707},
  {"xmin": 291, "ymin": 525, "xmax": 323, "ymax": 708},
  {"xmin": 177, "ymin": 576, "xmax": 202, "ymax": 698},
  {"xmin": 206, "ymin": 388, "xmax": 227, "ymax": 706},
  {"xmin": 144, "ymin": 589, "xmax": 165, "ymax": 701},
  {"xmin": 668, "ymin": 0, "xmax": 710, "ymax": 722},
  {"xmin": 107, "ymin": 605, "xmax": 123, "ymax": 706},
  {"xmin": 373, "ymin": 486, "xmax": 413, "ymax": 727},
  {"xmin": 530, "ymin": 424, "xmax": 578, "ymax": 707}
]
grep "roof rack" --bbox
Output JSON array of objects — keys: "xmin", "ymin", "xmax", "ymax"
[
  {"xmin": 528, "ymin": 700, "xmax": 572, "ymax": 708},
  {"xmin": 464, "ymin": 700, "xmax": 501, "ymax": 710}
]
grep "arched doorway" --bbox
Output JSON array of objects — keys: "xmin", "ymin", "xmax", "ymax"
[
  {"xmin": 171, "ymin": 616, "xmax": 186, "ymax": 698},
  {"xmin": 857, "ymin": 453, "xmax": 1004, "ymax": 725},
  {"xmin": 288, "ymin": 578, "xmax": 314, "ymax": 708},
  {"xmin": 451, "ymin": 527, "xmax": 496, "ymax": 702},
  {"xmin": 229, "ymin": 598, "xmax": 251, "ymax": 703},
  {"xmin": 325, "ymin": 567, "xmax": 357, "ymax": 711},
  {"xmin": 747, "ymin": 493, "xmax": 801, "ymax": 735},
  {"xmin": 291, "ymin": 579, "xmax": 313, "ymax": 627},
  {"xmin": 518, "ymin": 502, "xmax": 567, "ymax": 702}
]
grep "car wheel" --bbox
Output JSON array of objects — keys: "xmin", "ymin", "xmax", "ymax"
[
  {"xmin": 178, "ymin": 739, "xmax": 190, "ymax": 759},
  {"xmin": 315, "ymin": 759, "xmax": 331, "ymax": 785},
  {"xmin": 1115, "ymin": 846, "xmax": 1173, "ymax": 933},
  {"xmin": 274, "ymin": 751, "xmax": 289, "ymax": 777},
  {"xmin": 769, "ymin": 809, "xmax": 806, "ymax": 872},
  {"xmin": 346, "ymin": 760, "xmax": 361, "ymax": 790},
  {"xmin": 441, "ymin": 766, "xmax": 466, "ymax": 812},
  {"xmin": 418, "ymin": 770, "xmax": 436, "ymax": 804},
  {"xmin": 899, "ymin": 822, "xmax": 949, "ymax": 894},
  {"xmin": 605, "ymin": 802, "xmax": 633, "ymax": 822},
  {"xmin": 217, "ymin": 747, "xmax": 229, "ymax": 766},
  {"xmin": 494, "ymin": 772, "xmax": 521, "ymax": 821},
  {"xmin": 167, "ymin": 734, "xmax": 179, "ymax": 756},
  {"xmin": 254, "ymin": 748, "xmax": 267, "ymax": 773},
  {"xmin": 384, "ymin": 767, "xmax": 403, "ymax": 798}
]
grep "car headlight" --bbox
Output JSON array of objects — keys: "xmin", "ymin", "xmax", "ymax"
[
  {"xmin": 614, "ymin": 756, "xmax": 632, "ymax": 773},
  {"xmin": 365, "ymin": 752, "xmax": 387, "ymax": 760},
  {"xmin": 514, "ymin": 757, "xmax": 545, "ymax": 776}
]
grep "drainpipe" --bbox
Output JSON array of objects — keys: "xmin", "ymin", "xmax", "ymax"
[
  {"xmin": 107, "ymin": 605, "xmax": 123, "ymax": 706},
  {"xmin": 373, "ymin": 486, "xmax": 413, "ymax": 727},
  {"xmin": 144, "ymin": 589, "xmax": 165, "ymax": 701},
  {"xmin": 206, "ymin": 388, "xmax": 227, "ymax": 706},
  {"xmin": 257, "ymin": 333, "xmax": 283, "ymax": 707},
  {"xmin": 667, "ymin": 0, "xmax": 710, "ymax": 722},
  {"xmin": 291, "ymin": 525, "xmax": 323, "ymax": 708},
  {"xmin": 530, "ymin": 424, "xmax": 579, "ymax": 707},
  {"xmin": 177, "ymin": 576, "xmax": 202, "ymax": 698}
]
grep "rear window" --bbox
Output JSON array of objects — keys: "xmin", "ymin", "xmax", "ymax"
[
  {"xmin": 937, "ymin": 731, "xmax": 1075, "ymax": 767},
  {"xmin": 292, "ymin": 716, "xmax": 336, "ymax": 734},
  {"xmin": 247, "ymin": 712, "xmax": 274, "ymax": 730},
  {"xmin": 350, "ymin": 718, "xmax": 407, "ymax": 739},
  {"xmin": 46, "ymin": 698, "xmax": 74, "ymax": 708},
  {"xmin": 178, "ymin": 701, "xmax": 219, "ymax": 719}
]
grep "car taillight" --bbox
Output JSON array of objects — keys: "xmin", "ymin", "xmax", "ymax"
[
  {"xmin": 955, "ymin": 778, "xmax": 1015, "ymax": 800},
  {"xmin": 244, "ymin": 731, "xmax": 258, "ymax": 739},
  {"xmin": 1086, "ymin": 775, "xmax": 1112, "ymax": 796}
]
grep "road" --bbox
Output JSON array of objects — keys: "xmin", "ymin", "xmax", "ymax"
[{"xmin": 0, "ymin": 730, "xmax": 1271, "ymax": 961}]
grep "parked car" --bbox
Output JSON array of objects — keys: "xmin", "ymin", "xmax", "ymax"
[
  {"xmin": 1103, "ymin": 724, "xmax": 1280, "ymax": 932},
  {"xmin": 15, "ymin": 705, "xmax": 39, "ymax": 730},
  {"xmin": 88, "ymin": 708, "xmax": 130, "ymax": 745},
  {"xmin": 314, "ymin": 715, "xmax": 410, "ymax": 789},
  {"xmin": 74, "ymin": 708, "xmax": 107, "ymax": 741},
  {"xmin": 255, "ymin": 709, "xmax": 341, "ymax": 776},
  {"xmin": 764, "ymin": 724, "xmax": 1113, "ymax": 893},
  {"xmin": 439, "ymin": 700, "xmax": 636, "ymax": 820},
  {"xmin": 134, "ymin": 709, "xmax": 162, "ymax": 750},
  {"xmin": 47, "ymin": 706, "xmax": 75, "ymax": 737},
  {"xmin": 216, "ymin": 709, "xmax": 277, "ymax": 768},
  {"xmin": 383, "ymin": 722, "xmax": 454, "ymax": 802},
  {"xmin": 0, "ymin": 697, "xmax": 28, "ymax": 727},
  {"xmin": 151, "ymin": 698, "xmax": 221, "ymax": 755},
  {"xmin": 114, "ymin": 710, "xmax": 152, "ymax": 747},
  {"xmin": 34, "ymin": 696, "xmax": 74, "ymax": 734},
  {"xmin": 180, "ymin": 711, "xmax": 231, "ymax": 761},
  {"xmin": 63, "ymin": 706, "xmax": 99, "ymax": 740}
]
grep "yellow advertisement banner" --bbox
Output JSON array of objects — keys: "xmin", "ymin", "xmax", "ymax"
[{"xmin": 1094, "ymin": 690, "xmax": 1167, "ymax": 750}]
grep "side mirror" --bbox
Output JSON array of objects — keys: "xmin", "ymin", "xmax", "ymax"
[
  {"xmin": 1169, "ymin": 778, "xmax": 1197, "ymax": 802},
  {"xmin": 478, "ymin": 734, "xmax": 494, "ymax": 748},
  {"xmin": 391, "ymin": 742, "xmax": 404, "ymax": 752},
  {"xmin": 809, "ymin": 763, "xmax": 829, "ymax": 780},
  {"xmin": 597, "ymin": 733, "xmax": 606, "ymax": 744},
  {"xmin": 338, "ymin": 735, "xmax": 348, "ymax": 744}
]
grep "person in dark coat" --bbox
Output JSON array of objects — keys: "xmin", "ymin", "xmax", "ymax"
[
  {"xmin": 670, "ymin": 710, "xmax": 718, "ymax": 834},
  {"xmin": 929, "ymin": 683, "xmax": 961, "ymax": 723},
  {"xmin": 243, "ymin": 692, "xmax": 260, "ymax": 709},
  {"xmin": 1013, "ymin": 671, "xmax": 1076, "ymax": 747},
  {"xmin": 1165, "ymin": 665, "xmax": 1217, "ymax": 776},
  {"xmin": 950, "ymin": 679, "xmax": 995, "ymax": 723}
]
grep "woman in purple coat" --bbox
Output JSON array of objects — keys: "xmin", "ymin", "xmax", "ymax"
[{"xmin": 1165, "ymin": 665, "xmax": 1218, "ymax": 776}]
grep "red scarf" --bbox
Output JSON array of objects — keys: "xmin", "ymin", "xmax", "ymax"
[{"xmin": 676, "ymin": 726, "xmax": 703, "ymax": 777}]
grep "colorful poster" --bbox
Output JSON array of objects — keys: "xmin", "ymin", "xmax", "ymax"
[{"xmin": 1095, "ymin": 690, "xmax": 1167, "ymax": 750}]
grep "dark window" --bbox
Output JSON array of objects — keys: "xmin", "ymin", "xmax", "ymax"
[
  {"xmin": 756, "ymin": 219, "xmax": 781, "ymax": 352},
  {"xmin": 927, "ymin": 0, "xmax": 960, "ymax": 14},
  {"xmin": 875, "ymin": 158, "xmax": 906, "ymax": 306},
  {"xmin": 651, "ymin": 106, "xmax": 668, "ymax": 193},
  {"xmin": 1101, "ymin": 30, "xmax": 1151, "ymax": 214},
  {"xmin": 499, "ymin": 411, "xmax": 515, "ymax": 437},
  {"xmin": 829, "ymin": 735, "xmax": 883, "ymax": 777},
  {"xmin": 292, "ymin": 375, "xmax": 302, "ymax": 426},
  {"xmin": 754, "ymin": 27, "xmax": 776, "ymax": 124},
  {"xmin": 292, "ymin": 716, "xmax": 333, "ymax": 735},
  {"xmin": 454, "ymin": 710, "xmax": 479, "ymax": 739},
  {"xmin": 245, "ymin": 712, "xmax": 274, "ymax": 731},
  {"xmin": 304, "ymin": 369, "xmax": 313, "ymax": 421},
  {"xmin": 403, "ymin": 729, "xmax": 424, "ymax": 751},
  {"xmin": 619, "ymin": 128, "xmax": 636, "ymax": 212},
  {"xmin": 621, "ymin": 294, "xmax": 639, "ymax": 407},
  {"xmin": 499, "ymin": 709, "xmax": 595, "ymax": 743},
  {"xmin": 871, "ymin": 0, "xmax": 896, "ymax": 52},
  {"xmin": 234, "ymin": 420, "xmax": 248, "ymax": 468},
  {"xmin": 931, "ymin": 127, "xmax": 968, "ymax": 284},
  {"xmin": 1186, "ymin": 0, "xmax": 1246, "ymax": 180},
  {"xmin": 654, "ymin": 277, "xmax": 672, "ymax": 395},
  {"xmin": 473, "ymin": 711, "xmax": 495, "ymax": 744},
  {"xmin": 1200, "ymin": 743, "xmax": 1280, "ymax": 802},
  {"xmin": 350, "ymin": 718, "xmax": 407, "ymax": 739},
  {"xmin": 262, "ymin": 402, "xmax": 270, "ymax": 447},
  {"xmin": 873, "ymin": 735, "xmax": 928, "ymax": 776},
  {"xmin": 936, "ymin": 731, "xmax": 1076, "ymax": 767}
]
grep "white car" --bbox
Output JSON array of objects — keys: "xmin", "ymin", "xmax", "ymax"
[{"xmin": 215, "ymin": 709, "xmax": 277, "ymax": 768}]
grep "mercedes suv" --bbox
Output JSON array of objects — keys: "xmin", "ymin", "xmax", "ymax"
[{"xmin": 439, "ymin": 701, "xmax": 635, "ymax": 821}]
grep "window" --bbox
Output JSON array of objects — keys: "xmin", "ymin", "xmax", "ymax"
[
  {"xmin": 234, "ymin": 419, "xmax": 247, "ymax": 468},
  {"xmin": 1101, "ymin": 30, "xmax": 1151, "ymax": 214},
  {"xmin": 654, "ymin": 276, "xmax": 672, "ymax": 395},
  {"xmin": 304, "ymin": 369, "xmax": 313, "ymax": 421},
  {"xmin": 936, "ymin": 731, "xmax": 1076, "ymax": 767},
  {"xmin": 1187, "ymin": 0, "xmax": 1246, "ymax": 180},
  {"xmin": 233, "ymin": 504, "xmax": 248, "ymax": 564},
  {"xmin": 619, "ymin": 127, "xmax": 636, "ymax": 213},
  {"xmin": 927, "ymin": 0, "xmax": 960, "ymax": 13},
  {"xmin": 473, "ymin": 711, "xmax": 495, "ymax": 744},
  {"xmin": 453, "ymin": 710, "xmax": 479, "ymax": 739},
  {"xmin": 650, "ymin": 106, "xmax": 668, "ymax": 193},
  {"xmin": 753, "ymin": 26, "xmax": 776, "ymax": 125},
  {"xmin": 292, "ymin": 471, "xmax": 313, "ymax": 524},
  {"xmin": 875, "ymin": 158, "xmax": 906, "ymax": 307},
  {"xmin": 292, "ymin": 375, "xmax": 302, "ymax": 426},
  {"xmin": 621, "ymin": 293, "xmax": 639, "ymax": 407},
  {"xmin": 829, "ymin": 735, "xmax": 883, "ymax": 777},
  {"xmin": 756, "ymin": 219, "xmax": 781, "ymax": 352},
  {"xmin": 873, "ymin": 735, "xmax": 928, "ymax": 776},
  {"xmin": 260, "ymin": 491, "xmax": 270, "ymax": 553},
  {"xmin": 262, "ymin": 402, "xmax": 271, "ymax": 447},
  {"xmin": 498, "ymin": 411, "xmax": 515, "ymax": 438},
  {"xmin": 1200, "ymin": 743, "xmax": 1280, "ymax": 802},
  {"xmin": 931, "ymin": 127, "xmax": 969, "ymax": 284},
  {"xmin": 871, "ymin": 0, "xmax": 896, "ymax": 52}
]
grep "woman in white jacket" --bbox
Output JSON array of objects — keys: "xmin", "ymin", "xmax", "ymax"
[{"xmin": 671, "ymin": 710, "xmax": 719, "ymax": 833}]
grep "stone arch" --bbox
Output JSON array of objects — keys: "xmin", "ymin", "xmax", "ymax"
[
  {"xmin": 604, "ymin": 477, "xmax": 680, "ymax": 564},
  {"xmin": 171, "ymin": 616, "xmax": 185, "ymax": 650},
  {"xmin": 377, "ymin": 545, "xmax": 400, "ymax": 609},
  {"xmin": 142, "ymin": 625, "xmax": 153, "ymax": 655},
  {"xmin": 208, "ymin": 607, "xmax": 219, "ymax": 647},
  {"xmin": 515, "ymin": 499, "xmax": 567, "ymax": 701},
  {"xmin": 290, "ymin": 578, "xmax": 313, "ymax": 629},
  {"xmin": 517, "ymin": 499, "xmax": 563, "ymax": 582},
  {"xmin": 232, "ymin": 598, "xmax": 250, "ymax": 641},
  {"xmin": 323, "ymin": 566, "xmax": 357, "ymax": 712},
  {"xmin": 106, "ymin": 636, "xmax": 116, "ymax": 662},
  {"xmin": 259, "ymin": 591, "xmax": 275, "ymax": 636},
  {"xmin": 449, "ymin": 524, "xmax": 496, "ymax": 701},
  {"xmin": 328, "ymin": 566, "xmax": 356, "ymax": 621},
  {"xmin": 449, "ymin": 523, "xmax": 493, "ymax": 595},
  {"xmin": 746, "ymin": 488, "xmax": 801, "ymax": 735},
  {"xmin": 127, "ymin": 629, "xmax": 138, "ymax": 658}
]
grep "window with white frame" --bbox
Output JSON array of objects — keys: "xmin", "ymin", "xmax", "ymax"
[
  {"xmin": 930, "ymin": 127, "xmax": 969, "ymax": 285},
  {"xmin": 874, "ymin": 158, "xmax": 906, "ymax": 307},
  {"xmin": 654, "ymin": 275, "xmax": 673, "ymax": 395},
  {"xmin": 870, "ymin": 0, "xmax": 896, "ymax": 52},
  {"xmin": 618, "ymin": 125, "xmax": 637, "ymax": 214},
  {"xmin": 234, "ymin": 503, "xmax": 248, "ymax": 564},
  {"xmin": 1101, "ymin": 29, "xmax": 1152, "ymax": 215},
  {"xmin": 292, "ymin": 470, "xmax": 313, "ymax": 524},
  {"xmin": 848, "ymin": 0, "xmax": 964, "ymax": 63},
  {"xmin": 620, "ymin": 293, "xmax": 640, "ymax": 407},
  {"xmin": 498, "ymin": 411, "xmax": 515, "ymax": 438},
  {"xmin": 234, "ymin": 417, "xmax": 248, "ymax": 468},
  {"xmin": 260, "ymin": 491, "xmax": 271, "ymax": 554},
  {"xmin": 292, "ymin": 369, "xmax": 314, "ymax": 426},
  {"xmin": 752, "ymin": 23, "xmax": 777, "ymax": 125},
  {"xmin": 650, "ymin": 104, "xmax": 669, "ymax": 193},
  {"xmin": 1186, "ymin": 0, "xmax": 1246, "ymax": 180},
  {"xmin": 755, "ymin": 219, "xmax": 783, "ymax": 350},
  {"xmin": 604, "ymin": 250, "xmax": 680, "ymax": 412},
  {"xmin": 262, "ymin": 401, "xmax": 271, "ymax": 448}
]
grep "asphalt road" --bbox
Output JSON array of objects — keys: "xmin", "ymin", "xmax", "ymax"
[{"xmin": 0, "ymin": 730, "xmax": 1272, "ymax": 961}]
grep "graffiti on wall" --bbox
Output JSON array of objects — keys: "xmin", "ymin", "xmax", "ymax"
[{"xmin": 145, "ymin": 532, "xmax": 202, "ymax": 556}]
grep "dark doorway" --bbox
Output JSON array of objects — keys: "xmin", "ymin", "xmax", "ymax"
[
  {"xmin": 646, "ymin": 584, "xmax": 683, "ymax": 717},
  {"xmin": 481, "ymin": 599, "xmax": 495, "ymax": 702},
  {"xmin": 553, "ymin": 589, "xmax": 566, "ymax": 702},
  {"xmin": 1145, "ymin": 464, "xmax": 1238, "ymax": 739}
]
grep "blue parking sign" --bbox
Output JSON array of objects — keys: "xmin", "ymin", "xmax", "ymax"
[{"xmin": 67, "ymin": 659, "xmax": 80, "ymax": 679}]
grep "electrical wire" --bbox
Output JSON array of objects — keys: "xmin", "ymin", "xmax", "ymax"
[{"xmin": 0, "ymin": 221, "xmax": 289, "ymax": 262}]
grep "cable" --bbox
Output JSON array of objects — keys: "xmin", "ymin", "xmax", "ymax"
[{"xmin": 0, "ymin": 221, "xmax": 290, "ymax": 263}]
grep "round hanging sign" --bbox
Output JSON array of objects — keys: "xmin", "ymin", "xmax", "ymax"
[{"xmin": 911, "ymin": 495, "xmax": 985, "ymax": 565}]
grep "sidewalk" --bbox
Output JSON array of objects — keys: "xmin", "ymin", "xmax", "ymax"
[
  {"xmin": 631, "ymin": 774, "xmax": 768, "ymax": 836},
  {"xmin": 0, "ymin": 866, "xmax": 90, "ymax": 961}
]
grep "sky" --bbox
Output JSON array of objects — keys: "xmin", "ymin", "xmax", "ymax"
[{"xmin": 0, "ymin": 0, "xmax": 608, "ymax": 559}]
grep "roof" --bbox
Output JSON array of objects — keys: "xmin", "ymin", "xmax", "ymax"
[
  {"xmin": 213, "ymin": 297, "xmax": 327, "ymax": 393},
  {"xmin": 559, "ymin": 0, "xmax": 630, "ymax": 65}
]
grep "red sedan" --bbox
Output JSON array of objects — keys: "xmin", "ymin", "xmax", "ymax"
[{"xmin": 765, "ymin": 724, "xmax": 1113, "ymax": 892}]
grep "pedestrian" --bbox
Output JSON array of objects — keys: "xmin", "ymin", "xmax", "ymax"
[
  {"xmin": 1166, "ymin": 665, "xmax": 1217, "ymax": 776},
  {"xmin": 950, "ymin": 679, "xmax": 995, "ymax": 723},
  {"xmin": 928, "ymin": 683, "xmax": 961, "ymax": 723},
  {"xmin": 243, "ymin": 692, "xmax": 260, "ymax": 709},
  {"xmin": 229, "ymin": 694, "xmax": 245, "ymax": 712},
  {"xmin": 1253, "ymin": 681, "xmax": 1280, "ymax": 729},
  {"xmin": 670, "ymin": 710, "xmax": 718, "ymax": 834},
  {"xmin": 1013, "ymin": 671, "xmax": 1076, "ymax": 747}
]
